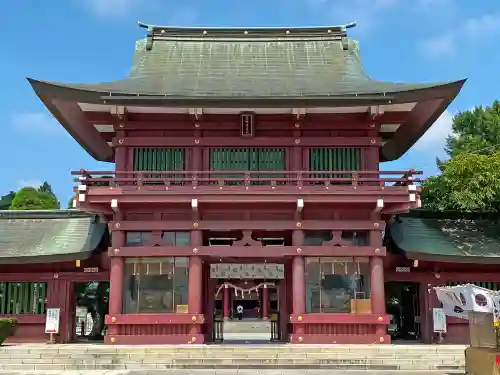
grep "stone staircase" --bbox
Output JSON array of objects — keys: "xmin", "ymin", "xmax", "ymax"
[
  {"xmin": 224, "ymin": 320, "xmax": 271, "ymax": 333},
  {"xmin": 223, "ymin": 319, "xmax": 271, "ymax": 341},
  {"xmin": 0, "ymin": 344, "xmax": 466, "ymax": 372}
]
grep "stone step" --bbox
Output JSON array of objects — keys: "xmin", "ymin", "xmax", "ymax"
[
  {"xmin": 6, "ymin": 348, "xmax": 466, "ymax": 354},
  {"xmin": 0, "ymin": 363, "xmax": 466, "ymax": 372},
  {"xmin": 223, "ymin": 320, "xmax": 271, "ymax": 333},
  {"xmin": 0, "ymin": 344, "xmax": 466, "ymax": 371}
]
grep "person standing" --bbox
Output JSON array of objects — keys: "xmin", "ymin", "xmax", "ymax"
[{"xmin": 236, "ymin": 304, "xmax": 244, "ymax": 320}]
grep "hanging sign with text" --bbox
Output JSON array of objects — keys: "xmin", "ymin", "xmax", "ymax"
[{"xmin": 210, "ymin": 263, "xmax": 284, "ymax": 279}]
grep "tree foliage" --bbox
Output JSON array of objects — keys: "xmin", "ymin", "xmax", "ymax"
[
  {"xmin": 422, "ymin": 101, "xmax": 500, "ymax": 211},
  {"xmin": 0, "ymin": 192, "xmax": 16, "ymax": 210},
  {"xmin": 38, "ymin": 182, "xmax": 55, "ymax": 196},
  {"xmin": 8, "ymin": 187, "xmax": 59, "ymax": 210},
  {"xmin": 444, "ymin": 101, "xmax": 500, "ymax": 158},
  {"xmin": 422, "ymin": 152, "xmax": 500, "ymax": 211}
]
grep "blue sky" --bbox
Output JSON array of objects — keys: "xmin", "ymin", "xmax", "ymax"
[{"xmin": 1, "ymin": 0, "xmax": 499, "ymax": 204}]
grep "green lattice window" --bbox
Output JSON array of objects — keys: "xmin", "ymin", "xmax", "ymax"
[
  {"xmin": 209, "ymin": 148, "xmax": 286, "ymax": 185},
  {"xmin": 0, "ymin": 282, "xmax": 47, "ymax": 315},
  {"xmin": 133, "ymin": 148, "xmax": 185, "ymax": 185},
  {"xmin": 309, "ymin": 148, "xmax": 362, "ymax": 183}
]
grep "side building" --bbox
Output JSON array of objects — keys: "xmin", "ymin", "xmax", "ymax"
[
  {"xmin": 385, "ymin": 209, "xmax": 500, "ymax": 344},
  {"xmin": 0, "ymin": 210, "xmax": 108, "ymax": 343},
  {"xmin": 28, "ymin": 23, "xmax": 465, "ymax": 345}
]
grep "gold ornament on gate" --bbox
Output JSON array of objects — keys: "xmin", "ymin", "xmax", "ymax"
[
  {"xmin": 110, "ymin": 337, "xmax": 116, "ymax": 343},
  {"xmin": 296, "ymin": 222, "xmax": 302, "ymax": 228},
  {"xmin": 297, "ymin": 336, "xmax": 303, "ymax": 342},
  {"xmin": 297, "ymin": 315, "xmax": 303, "ymax": 321},
  {"xmin": 191, "ymin": 315, "xmax": 197, "ymax": 322},
  {"xmin": 191, "ymin": 336, "xmax": 197, "ymax": 343},
  {"xmin": 377, "ymin": 316, "xmax": 383, "ymax": 321},
  {"xmin": 111, "ymin": 317, "xmax": 117, "ymax": 323}
]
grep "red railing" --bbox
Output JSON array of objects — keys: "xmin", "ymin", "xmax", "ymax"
[{"xmin": 72, "ymin": 170, "xmax": 422, "ymax": 188}]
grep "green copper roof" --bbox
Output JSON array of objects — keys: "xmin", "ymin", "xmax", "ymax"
[
  {"xmin": 33, "ymin": 25, "xmax": 458, "ymax": 100},
  {"xmin": 390, "ymin": 215, "xmax": 500, "ymax": 263},
  {"xmin": 0, "ymin": 210, "xmax": 106, "ymax": 264}
]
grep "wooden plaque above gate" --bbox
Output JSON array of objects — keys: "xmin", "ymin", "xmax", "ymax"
[{"xmin": 210, "ymin": 263, "xmax": 284, "ymax": 279}]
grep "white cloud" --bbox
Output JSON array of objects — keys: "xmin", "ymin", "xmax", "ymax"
[
  {"xmin": 417, "ymin": 32, "xmax": 456, "ymax": 59},
  {"xmin": 12, "ymin": 113, "xmax": 61, "ymax": 136},
  {"xmin": 419, "ymin": 11, "xmax": 500, "ymax": 59},
  {"xmin": 83, "ymin": 0, "xmax": 139, "ymax": 17},
  {"xmin": 17, "ymin": 179, "xmax": 43, "ymax": 189},
  {"xmin": 412, "ymin": 109, "xmax": 453, "ymax": 152}
]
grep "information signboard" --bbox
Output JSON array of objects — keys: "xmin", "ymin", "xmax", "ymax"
[
  {"xmin": 45, "ymin": 308, "xmax": 60, "ymax": 334},
  {"xmin": 433, "ymin": 307, "xmax": 447, "ymax": 333}
]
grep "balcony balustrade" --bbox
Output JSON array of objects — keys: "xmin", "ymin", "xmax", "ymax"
[
  {"xmin": 72, "ymin": 169, "xmax": 421, "ymax": 209},
  {"xmin": 72, "ymin": 169, "xmax": 421, "ymax": 190}
]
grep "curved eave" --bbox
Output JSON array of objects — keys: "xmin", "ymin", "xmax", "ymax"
[
  {"xmin": 380, "ymin": 79, "xmax": 466, "ymax": 162},
  {"xmin": 28, "ymin": 77, "xmax": 465, "ymax": 162},
  {"xmin": 405, "ymin": 251, "xmax": 500, "ymax": 265},
  {"xmin": 0, "ymin": 250, "xmax": 96, "ymax": 265},
  {"xmin": 27, "ymin": 78, "xmax": 114, "ymax": 162}
]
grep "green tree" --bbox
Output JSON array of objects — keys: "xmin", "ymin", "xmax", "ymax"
[
  {"xmin": 9, "ymin": 187, "xmax": 59, "ymax": 210},
  {"xmin": 76, "ymin": 282, "xmax": 109, "ymax": 339},
  {"xmin": 38, "ymin": 181, "xmax": 55, "ymax": 196},
  {"xmin": 67, "ymin": 197, "xmax": 74, "ymax": 209},
  {"xmin": 0, "ymin": 192, "xmax": 16, "ymax": 210},
  {"xmin": 421, "ymin": 101, "xmax": 500, "ymax": 211},
  {"xmin": 444, "ymin": 101, "xmax": 500, "ymax": 159},
  {"xmin": 422, "ymin": 152, "xmax": 500, "ymax": 211}
]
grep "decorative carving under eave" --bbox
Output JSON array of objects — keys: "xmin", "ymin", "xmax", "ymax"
[
  {"xmin": 323, "ymin": 231, "xmax": 350, "ymax": 247},
  {"xmin": 233, "ymin": 231, "xmax": 261, "ymax": 246}
]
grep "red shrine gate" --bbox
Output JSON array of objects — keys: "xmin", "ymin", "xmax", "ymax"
[{"xmin": 28, "ymin": 22, "xmax": 464, "ymax": 344}]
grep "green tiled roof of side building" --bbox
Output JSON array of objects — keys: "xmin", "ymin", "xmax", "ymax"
[
  {"xmin": 0, "ymin": 209, "xmax": 107, "ymax": 264},
  {"xmin": 389, "ymin": 209, "xmax": 500, "ymax": 264}
]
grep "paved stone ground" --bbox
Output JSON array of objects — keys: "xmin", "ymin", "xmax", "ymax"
[{"xmin": 0, "ymin": 370, "xmax": 466, "ymax": 375}]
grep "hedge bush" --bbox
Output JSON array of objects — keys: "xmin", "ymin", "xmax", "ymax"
[{"xmin": 0, "ymin": 318, "xmax": 17, "ymax": 345}]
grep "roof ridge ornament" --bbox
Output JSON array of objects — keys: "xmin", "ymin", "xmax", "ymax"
[{"xmin": 137, "ymin": 21, "xmax": 356, "ymax": 50}]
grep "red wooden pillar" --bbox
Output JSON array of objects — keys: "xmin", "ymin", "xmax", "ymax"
[
  {"xmin": 188, "ymin": 227, "xmax": 202, "ymax": 314},
  {"xmin": 262, "ymin": 284, "xmax": 269, "ymax": 320},
  {"xmin": 292, "ymin": 257, "xmax": 306, "ymax": 315},
  {"xmin": 188, "ymin": 256, "xmax": 202, "ymax": 313},
  {"xmin": 107, "ymin": 213, "xmax": 125, "ymax": 343},
  {"xmin": 223, "ymin": 284, "xmax": 230, "ymax": 320},
  {"xmin": 292, "ymin": 227, "xmax": 305, "ymax": 339},
  {"xmin": 370, "ymin": 256, "xmax": 386, "ymax": 339}
]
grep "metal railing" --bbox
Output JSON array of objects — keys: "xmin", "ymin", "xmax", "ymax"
[
  {"xmin": 213, "ymin": 316, "xmax": 224, "ymax": 342},
  {"xmin": 72, "ymin": 169, "xmax": 421, "ymax": 188}
]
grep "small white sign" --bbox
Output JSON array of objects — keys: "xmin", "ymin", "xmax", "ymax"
[
  {"xmin": 395, "ymin": 267, "xmax": 411, "ymax": 273},
  {"xmin": 45, "ymin": 308, "xmax": 60, "ymax": 334},
  {"xmin": 433, "ymin": 307, "xmax": 447, "ymax": 333}
]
